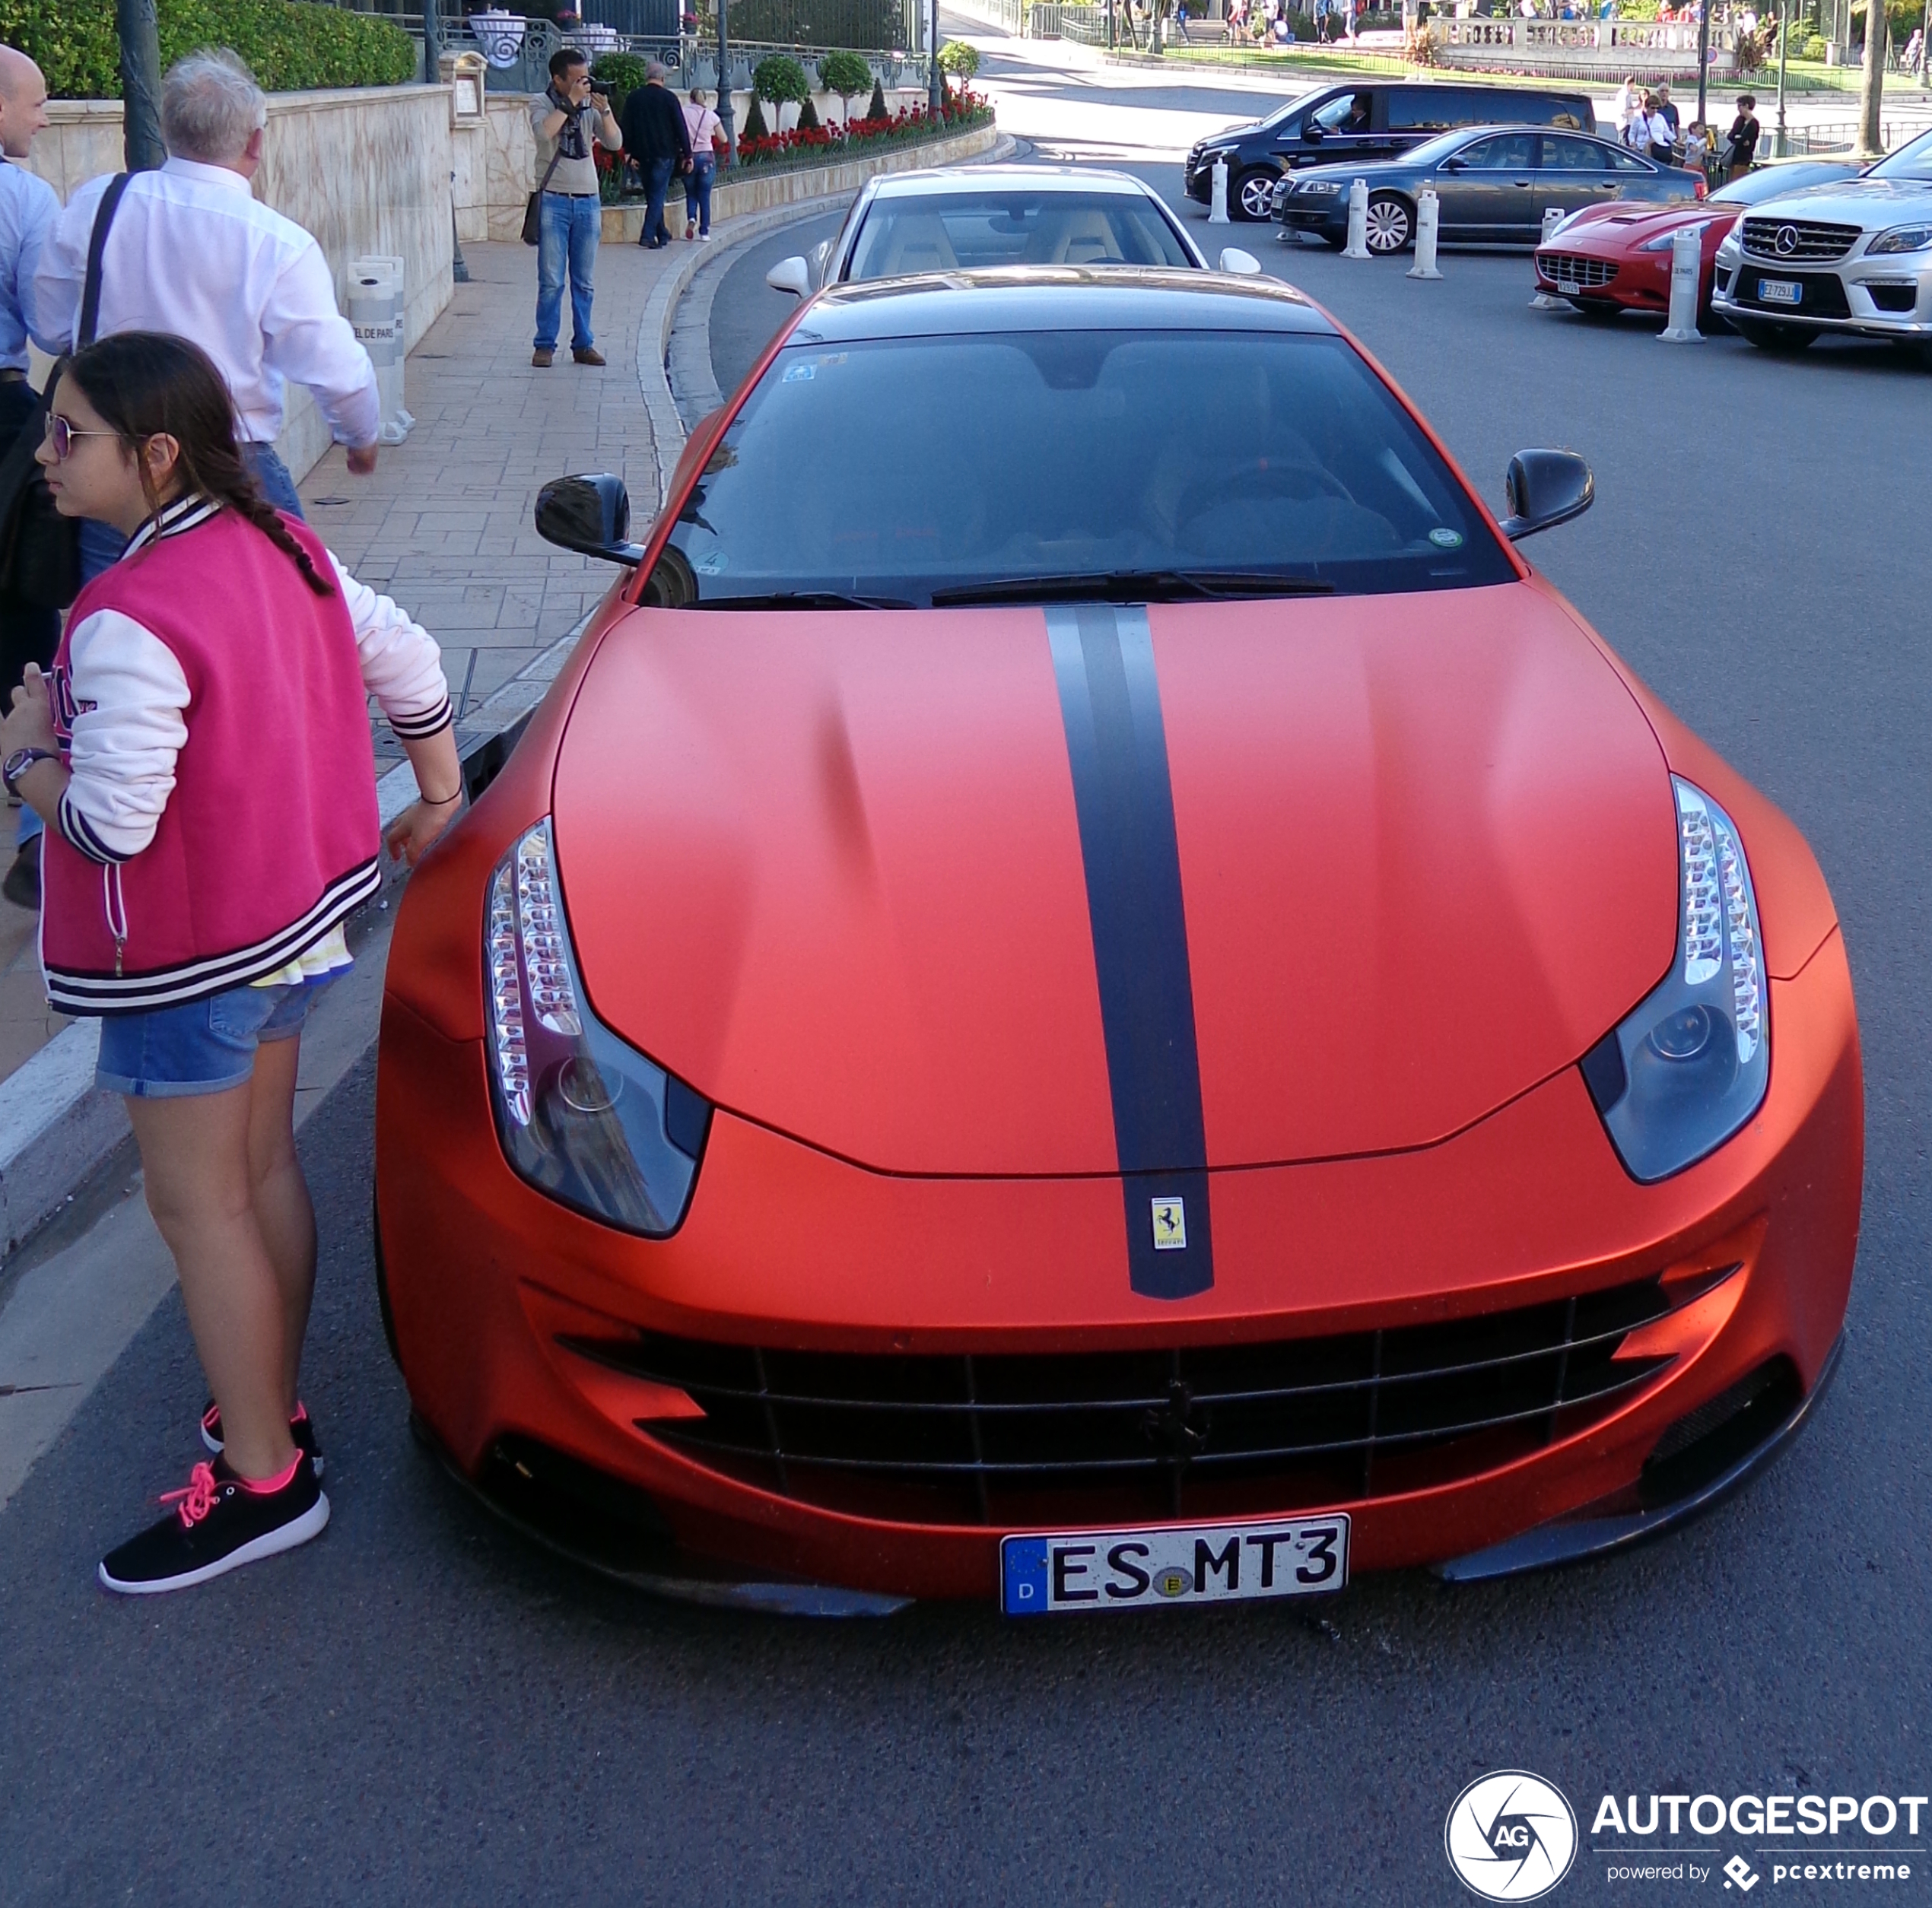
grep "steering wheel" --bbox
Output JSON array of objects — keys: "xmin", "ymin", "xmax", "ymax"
[{"xmin": 1171, "ymin": 459, "xmax": 1350, "ymax": 535}]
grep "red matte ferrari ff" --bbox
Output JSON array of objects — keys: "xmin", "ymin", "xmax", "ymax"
[
  {"xmin": 1533, "ymin": 158, "xmax": 1864, "ymax": 325},
  {"xmin": 375, "ymin": 269, "xmax": 1861, "ymax": 1616}
]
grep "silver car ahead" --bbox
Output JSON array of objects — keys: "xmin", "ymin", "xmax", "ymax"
[
  {"xmin": 766, "ymin": 165, "xmax": 1260, "ymax": 295},
  {"xmin": 1712, "ymin": 126, "xmax": 1932, "ymax": 357}
]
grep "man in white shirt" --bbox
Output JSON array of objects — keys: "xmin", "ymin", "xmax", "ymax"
[
  {"xmin": 33, "ymin": 49, "xmax": 380, "ymax": 551},
  {"xmin": 0, "ymin": 43, "xmax": 63, "ymax": 908}
]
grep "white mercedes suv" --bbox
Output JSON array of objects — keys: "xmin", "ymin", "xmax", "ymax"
[{"xmin": 1713, "ymin": 126, "xmax": 1932, "ymax": 357}]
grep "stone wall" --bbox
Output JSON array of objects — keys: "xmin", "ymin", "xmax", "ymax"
[{"xmin": 33, "ymin": 85, "xmax": 457, "ymax": 484}]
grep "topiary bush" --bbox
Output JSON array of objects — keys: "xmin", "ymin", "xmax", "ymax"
[
  {"xmin": 818, "ymin": 49, "xmax": 871, "ymax": 119},
  {"xmin": 742, "ymin": 90, "xmax": 770, "ymax": 139},
  {"xmin": 752, "ymin": 52, "xmax": 809, "ymax": 115},
  {"xmin": 589, "ymin": 50, "xmax": 650, "ymax": 120},
  {"xmin": 797, "ymin": 94, "xmax": 821, "ymax": 129},
  {"xmin": 0, "ymin": 0, "xmax": 415, "ymax": 100},
  {"xmin": 866, "ymin": 75, "xmax": 888, "ymax": 119},
  {"xmin": 936, "ymin": 39, "xmax": 980, "ymax": 82}
]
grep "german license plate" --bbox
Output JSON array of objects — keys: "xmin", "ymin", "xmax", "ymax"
[
  {"xmin": 1557, "ymin": 278, "xmax": 1582, "ymax": 297},
  {"xmin": 1000, "ymin": 1514, "xmax": 1349, "ymax": 1615},
  {"xmin": 1758, "ymin": 277, "xmax": 1802, "ymax": 305}
]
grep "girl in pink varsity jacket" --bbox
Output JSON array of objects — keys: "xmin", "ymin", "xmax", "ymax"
[{"xmin": 0, "ymin": 332, "xmax": 464, "ymax": 1595}]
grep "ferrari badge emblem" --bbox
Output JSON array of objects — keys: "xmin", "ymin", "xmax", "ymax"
[{"xmin": 1150, "ymin": 1197, "xmax": 1187, "ymax": 1251}]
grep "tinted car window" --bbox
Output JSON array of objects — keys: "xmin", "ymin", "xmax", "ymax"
[
  {"xmin": 1541, "ymin": 135, "xmax": 1606, "ymax": 170},
  {"xmin": 1461, "ymin": 133, "xmax": 1537, "ymax": 170},
  {"xmin": 1310, "ymin": 90, "xmax": 1373, "ymax": 132},
  {"xmin": 846, "ymin": 193, "xmax": 1193, "ymax": 277},
  {"xmin": 1385, "ymin": 88, "xmax": 1460, "ymax": 132},
  {"xmin": 1607, "ymin": 147, "xmax": 1654, "ymax": 173},
  {"xmin": 651, "ymin": 331, "xmax": 1515, "ymax": 606}
]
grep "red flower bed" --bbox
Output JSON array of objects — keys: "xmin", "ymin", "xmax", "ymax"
[{"xmin": 735, "ymin": 91, "xmax": 990, "ymax": 167}]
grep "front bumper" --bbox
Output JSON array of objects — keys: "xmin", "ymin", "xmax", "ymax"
[
  {"xmin": 1534, "ymin": 245, "xmax": 1673, "ymax": 311},
  {"xmin": 377, "ymin": 932, "xmax": 1861, "ymax": 1607},
  {"xmin": 1713, "ymin": 249, "xmax": 1932, "ymax": 336}
]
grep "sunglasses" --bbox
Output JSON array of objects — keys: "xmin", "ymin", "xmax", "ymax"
[{"xmin": 43, "ymin": 414, "xmax": 120, "ymax": 461}]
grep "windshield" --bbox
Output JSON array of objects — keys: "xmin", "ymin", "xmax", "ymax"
[
  {"xmin": 1402, "ymin": 129, "xmax": 1482, "ymax": 167},
  {"xmin": 1871, "ymin": 126, "xmax": 1932, "ymax": 181},
  {"xmin": 845, "ymin": 192, "xmax": 1194, "ymax": 277},
  {"xmin": 1711, "ymin": 160, "xmax": 1864, "ymax": 205},
  {"xmin": 1257, "ymin": 87, "xmax": 1320, "ymax": 131},
  {"xmin": 647, "ymin": 329, "xmax": 1514, "ymax": 608}
]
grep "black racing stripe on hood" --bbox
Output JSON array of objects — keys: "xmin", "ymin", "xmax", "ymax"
[{"xmin": 1048, "ymin": 605, "xmax": 1212, "ymax": 1301}]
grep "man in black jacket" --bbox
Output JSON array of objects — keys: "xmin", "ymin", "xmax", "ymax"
[{"xmin": 620, "ymin": 62, "xmax": 693, "ymax": 250}]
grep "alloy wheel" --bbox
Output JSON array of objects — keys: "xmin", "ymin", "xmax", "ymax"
[
  {"xmin": 1236, "ymin": 171, "xmax": 1276, "ymax": 221},
  {"xmin": 1365, "ymin": 195, "xmax": 1412, "ymax": 254}
]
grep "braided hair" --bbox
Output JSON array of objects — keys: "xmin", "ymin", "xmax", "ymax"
[{"xmin": 59, "ymin": 331, "xmax": 335, "ymax": 598}]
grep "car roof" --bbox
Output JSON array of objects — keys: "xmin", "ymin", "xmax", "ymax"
[
  {"xmin": 790, "ymin": 268, "xmax": 1336, "ymax": 343},
  {"xmin": 867, "ymin": 166, "xmax": 1165, "ymax": 199}
]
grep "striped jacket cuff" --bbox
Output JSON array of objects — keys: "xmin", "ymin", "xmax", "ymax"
[
  {"xmin": 388, "ymin": 695, "xmax": 453, "ymax": 740},
  {"xmin": 56, "ymin": 790, "xmax": 133, "ymax": 866}
]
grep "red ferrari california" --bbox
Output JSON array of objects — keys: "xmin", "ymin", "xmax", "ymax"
[
  {"xmin": 376, "ymin": 269, "xmax": 1861, "ymax": 1616},
  {"xmin": 1534, "ymin": 158, "xmax": 1864, "ymax": 325}
]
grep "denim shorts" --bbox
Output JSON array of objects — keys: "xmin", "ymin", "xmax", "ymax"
[{"xmin": 94, "ymin": 976, "xmax": 335, "ymax": 1100}]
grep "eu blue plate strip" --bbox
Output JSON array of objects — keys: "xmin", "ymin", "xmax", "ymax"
[{"xmin": 1048, "ymin": 605, "xmax": 1213, "ymax": 1300}]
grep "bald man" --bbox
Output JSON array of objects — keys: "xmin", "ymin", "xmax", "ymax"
[{"xmin": 0, "ymin": 45, "xmax": 60, "ymax": 909}]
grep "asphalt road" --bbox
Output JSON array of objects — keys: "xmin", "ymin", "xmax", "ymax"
[{"xmin": 7, "ymin": 156, "xmax": 1932, "ymax": 1908}]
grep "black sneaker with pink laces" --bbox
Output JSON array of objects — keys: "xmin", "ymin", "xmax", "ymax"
[
  {"xmin": 97, "ymin": 1453, "xmax": 329, "ymax": 1595},
  {"xmin": 201, "ymin": 1400, "xmax": 324, "ymax": 1479}
]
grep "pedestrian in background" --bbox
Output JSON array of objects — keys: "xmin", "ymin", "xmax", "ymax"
[
  {"xmin": 1643, "ymin": 94, "xmax": 1677, "ymax": 163},
  {"xmin": 1726, "ymin": 95, "xmax": 1760, "ymax": 180},
  {"xmin": 0, "ymin": 44, "xmax": 61, "ymax": 910},
  {"xmin": 34, "ymin": 49, "xmax": 382, "ymax": 573},
  {"xmin": 1614, "ymin": 74, "xmax": 1640, "ymax": 142},
  {"xmin": 682, "ymin": 87, "xmax": 721, "ymax": 241},
  {"xmin": 2, "ymin": 331, "xmax": 461, "ymax": 1595},
  {"xmin": 1654, "ymin": 81, "xmax": 1681, "ymax": 144},
  {"xmin": 621, "ymin": 61, "xmax": 693, "ymax": 251},
  {"xmin": 529, "ymin": 48, "xmax": 620, "ymax": 367}
]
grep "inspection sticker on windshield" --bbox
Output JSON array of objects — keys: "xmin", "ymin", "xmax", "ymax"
[
  {"xmin": 1428, "ymin": 527, "xmax": 1464, "ymax": 548},
  {"xmin": 1001, "ymin": 1515, "xmax": 1348, "ymax": 1616},
  {"xmin": 781, "ymin": 362, "xmax": 815, "ymax": 383}
]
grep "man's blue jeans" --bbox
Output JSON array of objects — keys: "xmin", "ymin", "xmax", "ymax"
[
  {"xmin": 535, "ymin": 191, "xmax": 600, "ymax": 350},
  {"xmin": 641, "ymin": 157, "xmax": 675, "ymax": 247}
]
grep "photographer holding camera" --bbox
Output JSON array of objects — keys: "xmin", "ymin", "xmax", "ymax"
[{"xmin": 529, "ymin": 47, "xmax": 620, "ymax": 368}]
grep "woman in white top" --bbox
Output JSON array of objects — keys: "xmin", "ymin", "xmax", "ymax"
[{"xmin": 682, "ymin": 87, "xmax": 723, "ymax": 240}]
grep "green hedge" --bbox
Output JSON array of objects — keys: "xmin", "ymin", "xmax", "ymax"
[{"xmin": 0, "ymin": 0, "xmax": 415, "ymax": 101}]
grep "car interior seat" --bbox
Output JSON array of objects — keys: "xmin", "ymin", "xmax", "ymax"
[
  {"xmin": 1044, "ymin": 209, "xmax": 1126, "ymax": 265},
  {"xmin": 874, "ymin": 212, "xmax": 960, "ymax": 276}
]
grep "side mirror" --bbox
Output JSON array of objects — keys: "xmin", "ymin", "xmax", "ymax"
[
  {"xmin": 1438, "ymin": 156, "xmax": 1466, "ymax": 173},
  {"xmin": 534, "ymin": 473, "xmax": 648, "ymax": 565},
  {"xmin": 1218, "ymin": 246, "xmax": 1263, "ymax": 275},
  {"xmin": 1302, "ymin": 124, "xmax": 1325, "ymax": 141},
  {"xmin": 766, "ymin": 255, "xmax": 812, "ymax": 297},
  {"xmin": 1498, "ymin": 449, "xmax": 1594, "ymax": 541}
]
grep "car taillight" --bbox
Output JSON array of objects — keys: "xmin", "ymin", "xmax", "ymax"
[{"xmin": 1695, "ymin": 175, "xmax": 1708, "ymax": 199}]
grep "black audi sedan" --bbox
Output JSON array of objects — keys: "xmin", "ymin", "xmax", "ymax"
[
  {"xmin": 1185, "ymin": 80, "xmax": 1596, "ymax": 223},
  {"xmin": 1273, "ymin": 125, "xmax": 1705, "ymax": 252}
]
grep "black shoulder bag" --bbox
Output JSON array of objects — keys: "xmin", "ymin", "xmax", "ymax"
[
  {"xmin": 523, "ymin": 141, "xmax": 567, "ymax": 245},
  {"xmin": 0, "ymin": 171, "xmax": 132, "ymax": 610}
]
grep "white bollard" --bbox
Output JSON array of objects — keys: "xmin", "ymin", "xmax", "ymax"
[
  {"xmin": 348, "ymin": 255, "xmax": 413, "ymax": 442},
  {"xmin": 1210, "ymin": 155, "xmax": 1230, "ymax": 225},
  {"xmin": 1342, "ymin": 177, "xmax": 1370, "ymax": 259},
  {"xmin": 1407, "ymin": 186, "xmax": 1442, "ymax": 279},
  {"xmin": 1657, "ymin": 224, "xmax": 1705, "ymax": 342},
  {"xmin": 1530, "ymin": 207, "xmax": 1568, "ymax": 310}
]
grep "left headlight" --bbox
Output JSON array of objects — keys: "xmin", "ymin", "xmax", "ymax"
[
  {"xmin": 485, "ymin": 820, "xmax": 710, "ymax": 1235},
  {"xmin": 1580, "ymin": 777, "xmax": 1769, "ymax": 1183},
  {"xmin": 1296, "ymin": 179, "xmax": 1343, "ymax": 195},
  {"xmin": 1867, "ymin": 223, "xmax": 1932, "ymax": 255},
  {"xmin": 1639, "ymin": 219, "xmax": 1715, "ymax": 252}
]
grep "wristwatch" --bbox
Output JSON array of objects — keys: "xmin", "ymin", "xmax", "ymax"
[{"xmin": 3, "ymin": 748, "xmax": 59, "ymax": 797}]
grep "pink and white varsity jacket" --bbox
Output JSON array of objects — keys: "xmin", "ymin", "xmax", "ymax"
[{"xmin": 41, "ymin": 496, "xmax": 452, "ymax": 1014}]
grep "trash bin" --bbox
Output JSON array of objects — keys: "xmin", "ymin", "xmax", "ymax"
[{"xmin": 348, "ymin": 255, "xmax": 413, "ymax": 445}]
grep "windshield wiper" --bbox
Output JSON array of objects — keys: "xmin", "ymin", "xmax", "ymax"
[
  {"xmin": 929, "ymin": 570, "xmax": 1336, "ymax": 607},
  {"xmin": 694, "ymin": 589, "xmax": 916, "ymax": 611}
]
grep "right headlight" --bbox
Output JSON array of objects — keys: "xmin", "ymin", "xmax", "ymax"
[
  {"xmin": 1295, "ymin": 179, "xmax": 1343, "ymax": 195},
  {"xmin": 1580, "ymin": 777, "xmax": 1769, "ymax": 1183},
  {"xmin": 485, "ymin": 820, "xmax": 710, "ymax": 1235},
  {"xmin": 1867, "ymin": 223, "xmax": 1932, "ymax": 255}
]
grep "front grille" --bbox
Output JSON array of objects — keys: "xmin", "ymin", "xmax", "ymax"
[
  {"xmin": 1732, "ymin": 269, "xmax": 1852, "ymax": 318},
  {"xmin": 1539, "ymin": 252, "xmax": 1619, "ymax": 289},
  {"xmin": 564, "ymin": 1275, "xmax": 1696, "ymax": 1529},
  {"xmin": 1740, "ymin": 216, "xmax": 1861, "ymax": 262}
]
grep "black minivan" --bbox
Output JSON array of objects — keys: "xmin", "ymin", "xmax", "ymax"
[{"xmin": 1184, "ymin": 81, "xmax": 1597, "ymax": 221}]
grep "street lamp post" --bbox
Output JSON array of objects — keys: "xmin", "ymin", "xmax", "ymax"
[
  {"xmin": 1778, "ymin": 0, "xmax": 1790, "ymax": 148},
  {"xmin": 114, "ymin": 0, "xmax": 165, "ymax": 171},
  {"xmin": 1921, "ymin": 0, "xmax": 1929, "ymax": 87},
  {"xmin": 1696, "ymin": 0, "xmax": 1710, "ymax": 135},
  {"xmin": 929, "ymin": 0, "xmax": 943, "ymax": 114},
  {"xmin": 718, "ymin": 0, "xmax": 736, "ymax": 160}
]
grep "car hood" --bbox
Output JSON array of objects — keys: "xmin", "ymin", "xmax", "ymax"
[
  {"xmin": 1554, "ymin": 202, "xmax": 1733, "ymax": 246},
  {"xmin": 1730, "ymin": 175, "xmax": 1932, "ymax": 231},
  {"xmin": 1201, "ymin": 122, "xmax": 1261, "ymax": 147},
  {"xmin": 551, "ymin": 587, "xmax": 1676, "ymax": 1176}
]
